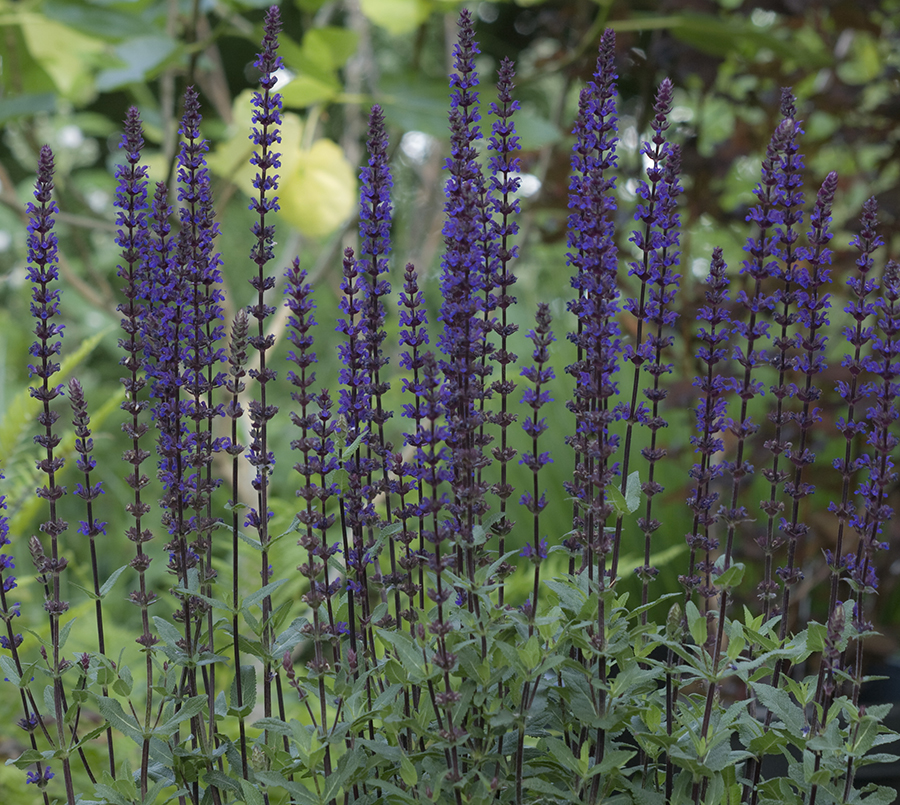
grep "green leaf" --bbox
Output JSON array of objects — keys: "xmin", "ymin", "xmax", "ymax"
[
  {"xmin": 686, "ymin": 600, "xmax": 706, "ymax": 646},
  {"xmin": 0, "ymin": 655, "xmax": 21, "ymax": 685},
  {"xmin": 152, "ymin": 616, "xmax": 185, "ymax": 651},
  {"xmin": 97, "ymin": 696, "xmax": 144, "ymax": 745},
  {"xmin": 154, "ymin": 695, "xmax": 207, "ymax": 738},
  {"xmin": 519, "ymin": 635, "xmax": 541, "ymax": 670},
  {"xmin": 542, "ymin": 736, "xmax": 581, "ymax": 775},
  {"xmin": 242, "ymin": 578, "xmax": 289, "ymax": 611},
  {"xmin": 57, "ymin": 617, "xmax": 76, "ymax": 652},
  {"xmin": 250, "ymin": 717, "xmax": 293, "ymax": 737},
  {"xmin": 624, "ymin": 470, "xmax": 641, "ymax": 512},
  {"xmin": 0, "ymin": 92, "xmax": 56, "ymax": 125},
  {"xmin": 851, "ymin": 715, "xmax": 880, "ymax": 758},
  {"xmin": 544, "ymin": 577, "xmax": 588, "ymax": 615},
  {"xmin": 599, "ymin": 748, "xmax": 636, "ymax": 775},
  {"xmin": 377, "ymin": 628, "xmax": 426, "ymax": 682},
  {"xmin": 302, "ymin": 27, "xmax": 359, "ymax": 70},
  {"xmin": 229, "ymin": 665, "xmax": 257, "ymax": 717},
  {"xmin": 470, "ymin": 511, "xmax": 505, "ymax": 547},
  {"xmin": 359, "ymin": 0, "xmax": 431, "ymax": 35},
  {"xmin": 399, "ymin": 754, "xmax": 417, "ymax": 787},
  {"xmin": 240, "ymin": 779, "xmax": 266, "ymax": 805},
  {"xmin": 607, "ymin": 471, "xmax": 641, "ymax": 516},
  {"xmin": 96, "ymin": 35, "xmax": 178, "ymax": 91},
  {"xmin": 99, "ymin": 565, "xmax": 129, "ymax": 598},
  {"xmin": 716, "ymin": 562, "xmax": 745, "ymax": 589},
  {"xmin": 753, "ymin": 682, "xmax": 805, "ymax": 735}
]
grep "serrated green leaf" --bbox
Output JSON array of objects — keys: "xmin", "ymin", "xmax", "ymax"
[
  {"xmin": 250, "ymin": 717, "xmax": 293, "ymax": 736},
  {"xmin": 240, "ymin": 779, "xmax": 266, "ymax": 805},
  {"xmin": 624, "ymin": 470, "xmax": 641, "ymax": 512},
  {"xmin": 0, "ymin": 654, "xmax": 21, "ymax": 685},
  {"xmin": 753, "ymin": 682, "xmax": 805, "ymax": 735},
  {"xmin": 152, "ymin": 616, "xmax": 185, "ymax": 651},
  {"xmin": 229, "ymin": 665, "xmax": 256, "ymax": 717},
  {"xmin": 97, "ymin": 696, "xmax": 144, "ymax": 744},
  {"xmin": 154, "ymin": 695, "xmax": 206, "ymax": 738}
]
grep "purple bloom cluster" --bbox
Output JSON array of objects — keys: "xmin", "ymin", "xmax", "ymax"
[
  {"xmin": 0, "ymin": 474, "xmax": 22, "ymax": 653},
  {"xmin": 684, "ymin": 247, "xmax": 731, "ymax": 599},
  {"xmin": 851, "ymin": 260, "xmax": 900, "ymax": 600},
  {"xmin": 246, "ymin": 4, "xmax": 283, "ymax": 533},
  {"xmin": 564, "ymin": 28, "xmax": 621, "ymax": 566},
  {"xmin": 10, "ymin": 8, "xmax": 900, "ymax": 801},
  {"xmin": 438, "ymin": 9, "xmax": 494, "ymax": 560}
]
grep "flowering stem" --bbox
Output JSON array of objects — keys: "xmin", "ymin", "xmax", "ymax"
[{"xmin": 28, "ymin": 144, "xmax": 76, "ymax": 805}]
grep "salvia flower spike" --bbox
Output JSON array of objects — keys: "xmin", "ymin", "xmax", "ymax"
[
  {"xmin": 8, "ymin": 12, "xmax": 900, "ymax": 804},
  {"xmin": 248, "ymin": 3, "xmax": 283, "ymax": 726},
  {"xmin": 27, "ymin": 144, "xmax": 76, "ymax": 804}
]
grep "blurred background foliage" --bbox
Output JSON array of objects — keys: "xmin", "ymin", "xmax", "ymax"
[{"xmin": 1, "ymin": 0, "xmax": 900, "ymax": 724}]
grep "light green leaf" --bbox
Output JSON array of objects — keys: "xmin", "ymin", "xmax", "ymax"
[
  {"xmin": 359, "ymin": 0, "xmax": 431, "ymax": 35},
  {"xmin": 281, "ymin": 74, "xmax": 339, "ymax": 108},
  {"xmin": 686, "ymin": 600, "xmax": 706, "ymax": 647},
  {"xmin": 303, "ymin": 27, "xmax": 359, "ymax": 70},
  {"xmin": 716, "ymin": 562, "xmax": 745, "ymax": 589},
  {"xmin": 399, "ymin": 754, "xmax": 417, "ymax": 787},
  {"xmin": 19, "ymin": 12, "xmax": 104, "ymax": 102}
]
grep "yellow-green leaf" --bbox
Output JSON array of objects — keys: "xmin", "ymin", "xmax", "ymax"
[
  {"xmin": 359, "ymin": 0, "xmax": 431, "ymax": 36},
  {"xmin": 19, "ymin": 13, "xmax": 104, "ymax": 103},
  {"xmin": 279, "ymin": 138, "xmax": 356, "ymax": 238},
  {"xmin": 281, "ymin": 74, "xmax": 340, "ymax": 108}
]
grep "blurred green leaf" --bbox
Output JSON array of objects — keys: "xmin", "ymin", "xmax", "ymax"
[
  {"xmin": 41, "ymin": 0, "xmax": 156, "ymax": 41},
  {"xmin": 18, "ymin": 12, "xmax": 106, "ymax": 102},
  {"xmin": 96, "ymin": 35, "xmax": 179, "ymax": 91},
  {"xmin": 360, "ymin": 0, "xmax": 432, "ymax": 35},
  {"xmin": 303, "ymin": 27, "xmax": 360, "ymax": 71},
  {"xmin": 0, "ymin": 93, "xmax": 57, "ymax": 125},
  {"xmin": 669, "ymin": 12, "xmax": 828, "ymax": 64},
  {"xmin": 380, "ymin": 73, "xmax": 451, "ymax": 140}
]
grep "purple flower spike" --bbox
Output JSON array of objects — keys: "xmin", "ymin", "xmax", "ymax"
[
  {"xmin": 0, "ymin": 472, "xmax": 22, "ymax": 655},
  {"xmin": 852, "ymin": 260, "xmax": 900, "ymax": 598},
  {"xmin": 113, "ymin": 107, "xmax": 156, "ymax": 638},
  {"xmin": 683, "ymin": 247, "xmax": 731, "ymax": 600},
  {"xmin": 565, "ymin": 28, "xmax": 622, "ymax": 569},
  {"xmin": 69, "ymin": 378, "xmax": 107, "ymax": 540},
  {"xmin": 358, "ymin": 104, "xmax": 394, "ymax": 472},
  {"xmin": 826, "ymin": 198, "xmax": 881, "ymax": 614},
  {"xmin": 28, "ymin": 146, "xmax": 64, "ymax": 400},
  {"xmin": 244, "ymin": 15, "xmax": 284, "ymax": 693}
]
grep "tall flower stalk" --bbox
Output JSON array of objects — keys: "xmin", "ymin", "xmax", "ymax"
[
  {"xmin": 246, "ymin": 4, "xmax": 283, "ymax": 727},
  {"xmin": 616, "ymin": 78, "xmax": 679, "ymax": 593},
  {"xmin": 27, "ymin": 144, "xmax": 76, "ymax": 805},
  {"xmin": 358, "ymin": 104, "xmax": 395, "ymax": 622},
  {"xmin": 8, "ymin": 10, "xmax": 900, "ymax": 804},
  {"xmin": 114, "ymin": 105, "xmax": 157, "ymax": 795},
  {"xmin": 565, "ymin": 28, "xmax": 620, "ymax": 583},
  {"xmin": 487, "ymin": 57, "xmax": 521, "ymax": 605}
]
